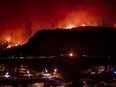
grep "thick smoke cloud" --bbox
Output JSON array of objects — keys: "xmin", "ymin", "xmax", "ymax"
[{"xmin": 0, "ymin": 0, "xmax": 116, "ymax": 43}]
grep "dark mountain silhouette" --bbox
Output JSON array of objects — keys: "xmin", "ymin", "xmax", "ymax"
[{"xmin": 1, "ymin": 26, "xmax": 116, "ymax": 56}]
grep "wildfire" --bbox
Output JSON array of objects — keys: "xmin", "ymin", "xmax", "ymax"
[
  {"xmin": 81, "ymin": 23, "xmax": 86, "ymax": 27},
  {"xmin": 65, "ymin": 23, "xmax": 87, "ymax": 29},
  {"xmin": 4, "ymin": 37, "xmax": 22, "ymax": 49},
  {"xmin": 7, "ymin": 45, "xmax": 12, "ymax": 49},
  {"xmin": 58, "ymin": 10, "xmax": 101, "ymax": 29},
  {"xmin": 6, "ymin": 37, "xmax": 11, "ymax": 42},
  {"xmin": 66, "ymin": 25, "xmax": 77, "ymax": 29},
  {"xmin": 7, "ymin": 42, "xmax": 22, "ymax": 49}
]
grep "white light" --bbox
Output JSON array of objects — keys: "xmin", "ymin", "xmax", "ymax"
[
  {"xmin": 45, "ymin": 68, "xmax": 48, "ymax": 73},
  {"xmin": 66, "ymin": 25, "xmax": 76, "ymax": 29},
  {"xmin": 6, "ymin": 72, "xmax": 9, "ymax": 75},
  {"xmin": 27, "ymin": 70, "xmax": 30, "ymax": 74},
  {"xmin": 5, "ymin": 72, "xmax": 10, "ymax": 78},
  {"xmin": 43, "ymin": 73, "xmax": 51, "ymax": 77},
  {"xmin": 54, "ymin": 69, "xmax": 57, "ymax": 72},
  {"xmin": 114, "ymin": 71, "xmax": 116, "ymax": 74},
  {"xmin": 69, "ymin": 53, "xmax": 73, "ymax": 57}
]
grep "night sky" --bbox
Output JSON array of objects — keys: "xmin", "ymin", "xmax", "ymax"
[{"xmin": 0, "ymin": 0, "xmax": 116, "ymax": 43}]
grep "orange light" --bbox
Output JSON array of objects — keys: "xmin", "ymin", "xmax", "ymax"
[
  {"xmin": 114, "ymin": 24, "xmax": 116, "ymax": 28},
  {"xmin": 5, "ymin": 40, "xmax": 22, "ymax": 49},
  {"xmin": 7, "ymin": 45, "xmax": 11, "ymax": 49},
  {"xmin": 81, "ymin": 24, "xmax": 86, "ymax": 27},
  {"xmin": 6, "ymin": 37, "xmax": 11, "ymax": 42}
]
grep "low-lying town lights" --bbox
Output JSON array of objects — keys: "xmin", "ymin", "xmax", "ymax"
[
  {"xmin": 45, "ymin": 68, "xmax": 48, "ymax": 73},
  {"xmin": 27, "ymin": 70, "xmax": 30, "ymax": 74},
  {"xmin": 5, "ymin": 72, "xmax": 10, "ymax": 78}
]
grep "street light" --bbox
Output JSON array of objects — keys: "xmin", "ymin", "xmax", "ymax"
[
  {"xmin": 69, "ymin": 53, "xmax": 73, "ymax": 57},
  {"xmin": 114, "ymin": 71, "xmax": 116, "ymax": 74},
  {"xmin": 54, "ymin": 68, "xmax": 57, "ymax": 73},
  {"xmin": 53, "ymin": 68, "xmax": 59, "ymax": 78}
]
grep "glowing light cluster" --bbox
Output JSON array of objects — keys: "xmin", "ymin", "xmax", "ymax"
[
  {"xmin": 5, "ymin": 37, "xmax": 22, "ymax": 49},
  {"xmin": 69, "ymin": 53, "xmax": 73, "ymax": 57},
  {"xmin": 81, "ymin": 23, "xmax": 86, "ymax": 27},
  {"xmin": 66, "ymin": 25, "xmax": 77, "ymax": 29},
  {"xmin": 58, "ymin": 11, "xmax": 101, "ymax": 29},
  {"xmin": 6, "ymin": 44, "xmax": 20, "ymax": 49},
  {"xmin": 5, "ymin": 72, "xmax": 10, "ymax": 78},
  {"xmin": 6, "ymin": 37, "xmax": 11, "ymax": 42}
]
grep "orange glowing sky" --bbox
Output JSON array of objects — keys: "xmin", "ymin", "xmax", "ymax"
[{"xmin": 0, "ymin": 0, "xmax": 116, "ymax": 44}]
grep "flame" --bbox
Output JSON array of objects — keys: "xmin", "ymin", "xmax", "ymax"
[
  {"xmin": 0, "ymin": 27, "xmax": 30, "ymax": 50},
  {"xmin": 6, "ymin": 37, "xmax": 11, "ymax": 42},
  {"xmin": 7, "ymin": 45, "xmax": 11, "ymax": 49},
  {"xmin": 58, "ymin": 11, "xmax": 99, "ymax": 29},
  {"xmin": 4, "ymin": 37, "xmax": 23, "ymax": 49},
  {"xmin": 81, "ymin": 23, "xmax": 86, "ymax": 27},
  {"xmin": 66, "ymin": 25, "xmax": 77, "ymax": 29},
  {"xmin": 6, "ymin": 42, "xmax": 22, "ymax": 49}
]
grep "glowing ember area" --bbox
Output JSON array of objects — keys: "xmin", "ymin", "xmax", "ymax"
[
  {"xmin": 114, "ymin": 24, "xmax": 116, "ymax": 28},
  {"xmin": 0, "ymin": 0, "xmax": 115, "ymax": 46},
  {"xmin": 6, "ymin": 41, "xmax": 22, "ymax": 49},
  {"xmin": 58, "ymin": 11, "xmax": 101, "ymax": 29},
  {"xmin": 81, "ymin": 24, "xmax": 86, "ymax": 27},
  {"xmin": 66, "ymin": 25, "xmax": 77, "ymax": 29},
  {"xmin": 4, "ymin": 37, "xmax": 22, "ymax": 49},
  {"xmin": 6, "ymin": 37, "xmax": 11, "ymax": 42},
  {"xmin": 6, "ymin": 42, "xmax": 21, "ymax": 49}
]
